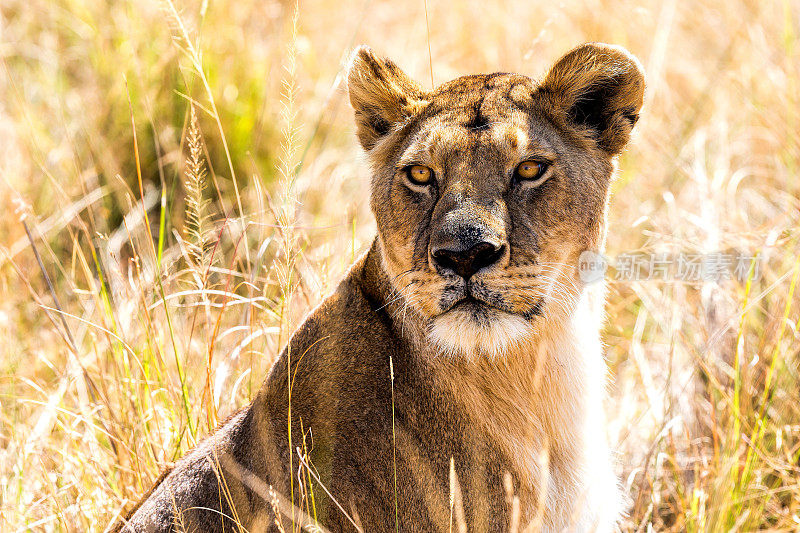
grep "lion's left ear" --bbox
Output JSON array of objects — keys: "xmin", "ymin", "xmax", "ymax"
[
  {"xmin": 539, "ymin": 43, "xmax": 645, "ymax": 155},
  {"xmin": 347, "ymin": 46, "xmax": 428, "ymax": 151}
]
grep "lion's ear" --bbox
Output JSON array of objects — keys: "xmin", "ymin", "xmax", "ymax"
[
  {"xmin": 347, "ymin": 46, "xmax": 428, "ymax": 151},
  {"xmin": 540, "ymin": 43, "xmax": 645, "ymax": 155}
]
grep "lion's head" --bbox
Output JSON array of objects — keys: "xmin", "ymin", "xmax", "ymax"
[{"xmin": 348, "ymin": 43, "xmax": 644, "ymax": 358}]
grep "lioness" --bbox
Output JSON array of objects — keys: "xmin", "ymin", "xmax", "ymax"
[{"xmin": 114, "ymin": 42, "xmax": 644, "ymax": 532}]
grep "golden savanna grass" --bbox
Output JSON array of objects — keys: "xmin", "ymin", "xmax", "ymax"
[{"xmin": 1, "ymin": 0, "xmax": 799, "ymax": 530}]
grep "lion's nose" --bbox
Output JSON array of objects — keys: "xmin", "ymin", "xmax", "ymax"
[{"xmin": 431, "ymin": 241, "xmax": 506, "ymax": 280}]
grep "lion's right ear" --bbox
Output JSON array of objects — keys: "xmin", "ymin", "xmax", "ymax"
[
  {"xmin": 539, "ymin": 43, "xmax": 645, "ymax": 155},
  {"xmin": 347, "ymin": 46, "xmax": 428, "ymax": 151}
]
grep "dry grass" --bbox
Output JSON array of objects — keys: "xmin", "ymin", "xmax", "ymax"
[{"xmin": 1, "ymin": 0, "xmax": 799, "ymax": 530}]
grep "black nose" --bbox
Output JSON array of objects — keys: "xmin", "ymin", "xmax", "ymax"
[{"xmin": 431, "ymin": 241, "xmax": 505, "ymax": 279}]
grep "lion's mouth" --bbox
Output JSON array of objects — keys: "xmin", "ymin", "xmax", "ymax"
[
  {"xmin": 450, "ymin": 295, "xmax": 488, "ymax": 312},
  {"xmin": 440, "ymin": 289, "xmax": 496, "ymax": 313},
  {"xmin": 442, "ymin": 291, "xmax": 544, "ymax": 320}
]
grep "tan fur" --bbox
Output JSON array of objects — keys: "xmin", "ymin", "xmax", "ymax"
[
  {"xmin": 432, "ymin": 285, "xmax": 619, "ymax": 529},
  {"xmin": 117, "ymin": 43, "xmax": 644, "ymax": 532},
  {"xmin": 347, "ymin": 42, "xmax": 643, "ymax": 530}
]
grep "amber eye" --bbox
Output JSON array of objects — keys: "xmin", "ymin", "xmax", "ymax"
[
  {"xmin": 406, "ymin": 165, "xmax": 434, "ymax": 185},
  {"xmin": 515, "ymin": 160, "xmax": 547, "ymax": 180}
]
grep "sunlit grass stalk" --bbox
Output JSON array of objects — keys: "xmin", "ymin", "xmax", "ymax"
[
  {"xmin": 299, "ymin": 420, "xmax": 319, "ymax": 525},
  {"xmin": 275, "ymin": 0, "xmax": 303, "ymax": 528},
  {"xmin": 162, "ymin": 0, "xmax": 250, "ymax": 268},
  {"xmin": 717, "ymin": 252, "xmax": 760, "ymax": 529},
  {"xmin": 184, "ymin": 105, "xmax": 212, "ymax": 284},
  {"xmin": 390, "ymin": 356, "xmax": 399, "ymax": 533},
  {"xmin": 126, "ymin": 78, "xmax": 194, "ymax": 441},
  {"xmin": 184, "ymin": 103, "xmax": 225, "ymax": 429}
]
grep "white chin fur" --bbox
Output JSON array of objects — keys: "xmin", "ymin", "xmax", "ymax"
[{"xmin": 428, "ymin": 307, "xmax": 534, "ymax": 358}]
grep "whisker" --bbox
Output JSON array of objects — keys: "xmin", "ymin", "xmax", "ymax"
[{"xmin": 375, "ymin": 279, "xmax": 419, "ymax": 312}]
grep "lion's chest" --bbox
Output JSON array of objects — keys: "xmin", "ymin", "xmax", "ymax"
[{"xmin": 434, "ymin": 341, "xmax": 591, "ymax": 525}]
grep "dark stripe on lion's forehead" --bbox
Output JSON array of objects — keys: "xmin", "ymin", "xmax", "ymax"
[
  {"xmin": 431, "ymin": 73, "xmax": 531, "ymax": 96},
  {"xmin": 422, "ymin": 73, "xmax": 534, "ymax": 117},
  {"xmin": 464, "ymin": 98, "xmax": 490, "ymax": 131},
  {"xmin": 421, "ymin": 73, "xmax": 535, "ymax": 134}
]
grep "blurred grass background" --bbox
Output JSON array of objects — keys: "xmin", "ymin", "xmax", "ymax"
[{"xmin": 1, "ymin": 0, "xmax": 799, "ymax": 530}]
